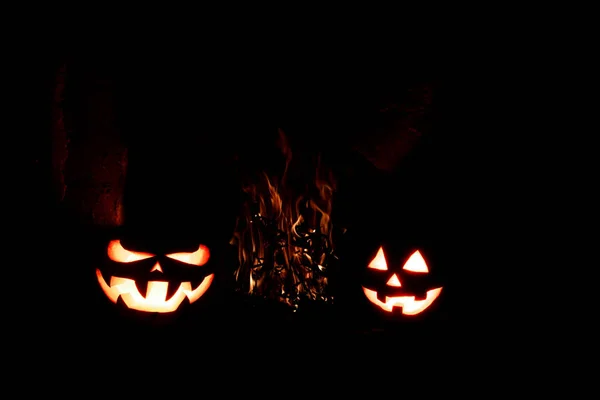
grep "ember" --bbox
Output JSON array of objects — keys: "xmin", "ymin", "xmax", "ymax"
[{"xmin": 231, "ymin": 129, "xmax": 338, "ymax": 309}]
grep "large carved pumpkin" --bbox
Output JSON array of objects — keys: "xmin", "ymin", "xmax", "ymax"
[{"xmin": 96, "ymin": 239, "xmax": 215, "ymax": 313}]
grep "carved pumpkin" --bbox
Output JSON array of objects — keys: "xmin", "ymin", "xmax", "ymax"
[
  {"xmin": 362, "ymin": 245, "xmax": 443, "ymax": 316},
  {"xmin": 96, "ymin": 239, "xmax": 215, "ymax": 313}
]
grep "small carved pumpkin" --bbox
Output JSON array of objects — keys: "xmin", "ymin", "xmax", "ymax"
[
  {"xmin": 96, "ymin": 239, "xmax": 214, "ymax": 313},
  {"xmin": 362, "ymin": 245, "xmax": 443, "ymax": 316}
]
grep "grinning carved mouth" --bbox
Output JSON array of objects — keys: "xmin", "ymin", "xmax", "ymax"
[
  {"xmin": 95, "ymin": 269, "xmax": 214, "ymax": 313},
  {"xmin": 362, "ymin": 287, "xmax": 442, "ymax": 315}
]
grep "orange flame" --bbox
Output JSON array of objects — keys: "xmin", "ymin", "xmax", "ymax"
[{"xmin": 231, "ymin": 129, "xmax": 336, "ymax": 308}]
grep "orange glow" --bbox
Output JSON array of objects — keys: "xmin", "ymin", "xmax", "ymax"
[
  {"xmin": 364, "ymin": 248, "xmax": 442, "ymax": 315},
  {"xmin": 107, "ymin": 240, "xmax": 153, "ymax": 262},
  {"xmin": 231, "ymin": 129, "xmax": 335, "ymax": 305},
  {"xmin": 167, "ymin": 245, "xmax": 210, "ymax": 266},
  {"xmin": 95, "ymin": 269, "xmax": 214, "ymax": 313},
  {"xmin": 150, "ymin": 263, "xmax": 163, "ymax": 272},
  {"xmin": 402, "ymin": 250, "xmax": 429, "ymax": 272},
  {"xmin": 368, "ymin": 247, "xmax": 388, "ymax": 270},
  {"xmin": 99, "ymin": 241, "xmax": 214, "ymax": 313},
  {"xmin": 362, "ymin": 287, "xmax": 442, "ymax": 315},
  {"xmin": 386, "ymin": 274, "xmax": 402, "ymax": 287}
]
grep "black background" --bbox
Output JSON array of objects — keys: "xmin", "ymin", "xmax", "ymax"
[{"xmin": 23, "ymin": 53, "xmax": 469, "ymax": 368}]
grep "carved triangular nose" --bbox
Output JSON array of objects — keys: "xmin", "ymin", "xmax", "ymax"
[
  {"xmin": 386, "ymin": 273, "xmax": 402, "ymax": 287},
  {"xmin": 150, "ymin": 262, "xmax": 163, "ymax": 273}
]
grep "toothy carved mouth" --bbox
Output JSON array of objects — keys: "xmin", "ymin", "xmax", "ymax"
[
  {"xmin": 95, "ymin": 269, "xmax": 214, "ymax": 313},
  {"xmin": 362, "ymin": 287, "xmax": 442, "ymax": 315}
]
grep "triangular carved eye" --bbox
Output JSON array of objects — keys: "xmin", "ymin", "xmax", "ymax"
[
  {"xmin": 402, "ymin": 250, "xmax": 429, "ymax": 273},
  {"xmin": 167, "ymin": 244, "xmax": 210, "ymax": 266},
  {"xmin": 108, "ymin": 240, "xmax": 153, "ymax": 263},
  {"xmin": 368, "ymin": 247, "xmax": 388, "ymax": 270}
]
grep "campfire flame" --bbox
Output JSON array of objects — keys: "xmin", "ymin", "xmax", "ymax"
[{"xmin": 231, "ymin": 129, "xmax": 337, "ymax": 308}]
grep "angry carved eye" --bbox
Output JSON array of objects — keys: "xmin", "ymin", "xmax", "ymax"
[
  {"xmin": 166, "ymin": 245, "xmax": 210, "ymax": 266},
  {"xmin": 108, "ymin": 240, "xmax": 153, "ymax": 262},
  {"xmin": 107, "ymin": 240, "xmax": 210, "ymax": 266}
]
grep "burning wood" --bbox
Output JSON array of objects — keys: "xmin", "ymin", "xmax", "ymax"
[{"xmin": 231, "ymin": 129, "xmax": 337, "ymax": 309}]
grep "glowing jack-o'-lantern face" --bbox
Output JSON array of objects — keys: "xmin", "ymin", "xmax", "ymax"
[
  {"xmin": 95, "ymin": 240, "xmax": 214, "ymax": 313},
  {"xmin": 361, "ymin": 246, "xmax": 443, "ymax": 315}
]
